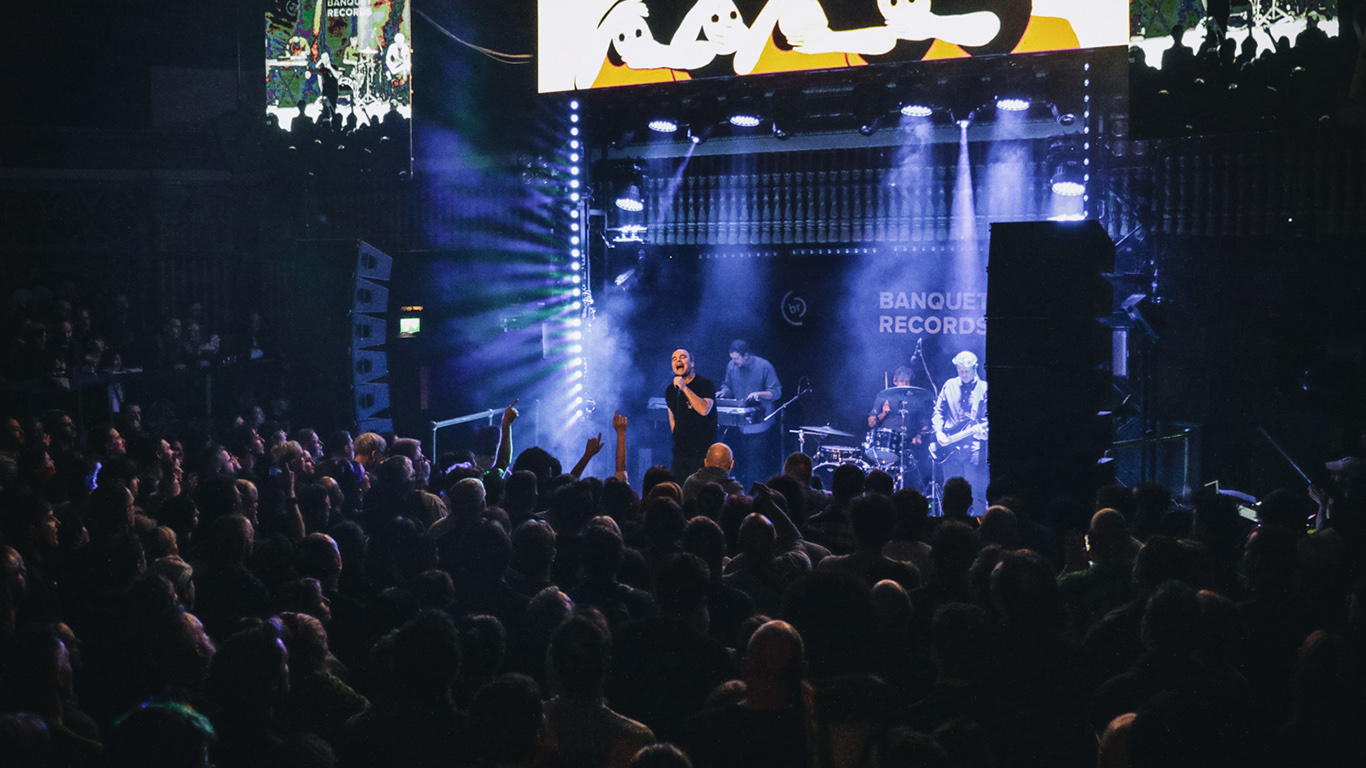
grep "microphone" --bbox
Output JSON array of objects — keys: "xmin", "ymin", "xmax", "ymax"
[{"xmin": 911, "ymin": 338, "xmax": 923, "ymax": 359}]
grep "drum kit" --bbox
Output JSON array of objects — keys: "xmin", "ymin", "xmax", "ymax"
[{"xmin": 789, "ymin": 385, "xmax": 934, "ymax": 493}]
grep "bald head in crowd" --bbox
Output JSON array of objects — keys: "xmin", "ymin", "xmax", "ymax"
[
  {"xmin": 1088, "ymin": 508, "xmax": 1131, "ymax": 564},
  {"xmin": 704, "ymin": 443, "xmax": 734, "ymax": 471}
]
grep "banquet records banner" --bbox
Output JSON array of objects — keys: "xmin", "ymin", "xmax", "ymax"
[
  {"xmin": 538, "ymin": 0, "xmax": 1129, "ymax": 92},
  {"xmin": 878, "ymin": 289, "xmax": 986, "ymax": 336}
]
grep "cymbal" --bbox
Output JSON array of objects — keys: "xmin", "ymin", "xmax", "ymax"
[
  {"xmin": 795, "ymin": 425, "xmax": 856, "ymax": 437},
  {"xmin": 875, "ymin": 386, "xmax": 931, "ymax": 402}
]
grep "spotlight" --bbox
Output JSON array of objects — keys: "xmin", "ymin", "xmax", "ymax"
[
  {"xmin": 570, "ymin": 261, "xmax": 580, "ymax": 270},
  {"xmin": 1051, "ymin": 163, "xmax": 1086, "ymax": 196},
  {"xmin": 853, "ymin": 82, "xmax": 891, "ymax": 137},
  {"xmin": 725, "ymin": 89, "xmax": 763, "ymax": 128},
  {"xmin": 1047, "ymin": 135, "xmax": 1087, "ymax": 196},
  {"xmin": 901, "ymin": 104, "xmax": 933, "ymax": 118},
  {"xmin": 648, "ymin": 118, "xmax": 679, "ymax": 133},
  {"xmin": 1050, "ymin": 103, "xmax": 1078, "ymax": 126},
  {"xmin": 769, "ymin": 90, "xmax": 805, "ymax": 140},
  {"xmin": 996, "ymin": 97, "xmax": 1030, "ymax": 112},
  {"xmin": 570, "ymin": 100, "xmax": 579, "ymax": 110},
  {"xmin": 615, "ymin": 184, "xmax": 643, "ymax": 212}
]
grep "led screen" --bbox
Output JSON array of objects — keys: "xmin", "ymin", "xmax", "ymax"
[
  {"xmin": 267, "ymin": 1, "xmax": 412, "ymax": 131},
  {"xmin": 538, "ymin": 0, "xmax": 1128, "ymax": 92}
]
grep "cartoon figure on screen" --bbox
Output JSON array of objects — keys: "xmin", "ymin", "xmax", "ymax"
[
  {"xmin": 575, "ymin": 0, "xmax": 752, "ymax": 89},
  {"xmin": 782, "ymin": 0, "xmax": 1000, "ymax": 56},
  {"xmin": 731, "ymin": 0, "xmax": 1006, "ymax": 74}
]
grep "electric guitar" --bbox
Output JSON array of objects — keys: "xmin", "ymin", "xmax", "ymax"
[{"xmin": 928, "ymin": 420, "xmax": 989, "ymax": 464}]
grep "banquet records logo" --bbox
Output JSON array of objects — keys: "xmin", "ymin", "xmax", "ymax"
[{"xmin": 781, "ymin": 292, "xmax": 807, "ymax": 327}]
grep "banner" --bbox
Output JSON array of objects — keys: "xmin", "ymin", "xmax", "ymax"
[{"xmin": 538, "ymin": 0, "xmax": 1129, "ymax": 92}]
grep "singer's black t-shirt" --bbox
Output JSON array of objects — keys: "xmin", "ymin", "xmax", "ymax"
[{"xmin": 666, "ymin": 375, "xmax": 718, "ymax": 476}]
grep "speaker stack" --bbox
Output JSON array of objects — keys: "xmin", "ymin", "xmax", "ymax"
[
  {"xmin": 986, "ymin": 221, "xmax": 1117, "ymax": 504},
  {"xmin": 277, "ymin": 240, "xmax": 394, "ymax": 434}
]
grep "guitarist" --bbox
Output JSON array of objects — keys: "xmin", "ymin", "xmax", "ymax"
[{"xmin": 932, "ymin": 351, "xmax": 989, "ymax": 515}]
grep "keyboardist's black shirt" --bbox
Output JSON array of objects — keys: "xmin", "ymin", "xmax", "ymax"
[{"xmin": 666, "ymin": 375, "xmax": 718, "ymax": 476}]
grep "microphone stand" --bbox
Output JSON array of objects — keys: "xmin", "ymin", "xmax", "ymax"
[
  {"xmin": 914, "ymin": 340, "xmax": 939, "ymax": 400},
  {"xmin": 767, "ymin": 381, "xmax": 811, "ymax": 461}
]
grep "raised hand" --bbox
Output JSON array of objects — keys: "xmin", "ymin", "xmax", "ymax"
[
  {"xmin": 585, "ymin": 433, "xmax": 605, "ymax": 458},
  {"xmin": 614, "ymin": 411, "xmax": 628, "ymax": 433},
  {"xmin": 502, "ymin": 399, "xmax": 520, "ymax": 428}
]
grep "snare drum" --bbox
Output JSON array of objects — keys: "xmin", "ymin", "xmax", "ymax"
[
  {"xmin": 817, "ymin": 445, "xmax": 864, "ymax": 464},
  {"xmin": 864, "ymin": 429, "xmax": 903, "ymax": 465},
  {"xmin": 813, "ymin": 459, "xmax": 872, "ymax": 491}
]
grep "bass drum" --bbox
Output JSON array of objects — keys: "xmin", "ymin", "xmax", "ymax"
[{"xmin": 813, "ymin": 460, "xmax": 872, "ymax": 493}]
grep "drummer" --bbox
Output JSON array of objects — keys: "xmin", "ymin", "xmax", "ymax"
[{"xmin": 868, "ymin": 367, "xmax": 918, "ymax": 431}]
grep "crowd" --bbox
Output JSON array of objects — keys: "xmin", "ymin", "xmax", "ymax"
[
  {"xmin": 264, "ymin": 107, "xmax": 411, "ymax": 179},
  {"xmin": 2, "ymin": 284, "xmax": 271, "ymax": 384},
  {"xmin": 1, "ymin": 392, "xmax": 1364, "ymax": 768},
  {"xmin": 1131, "ymin": 14, "xmax": 1366, "ymax": 135}
]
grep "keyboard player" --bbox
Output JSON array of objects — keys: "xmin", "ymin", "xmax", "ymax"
[{"xmin": 716, "ymin": 340, "xmax": 782, "ymax": 487}]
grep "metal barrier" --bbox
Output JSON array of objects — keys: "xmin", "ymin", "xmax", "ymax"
[{"xmin": 430, "ymin": 408, "xmax": 501, "ymax": 460}]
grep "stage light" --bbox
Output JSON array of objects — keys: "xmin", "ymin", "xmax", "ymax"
[
  {"xmin": 853, "ymin": 82, "xmax": 890, "ymax": 137},
  {"xmin": 572, "ymin": 274, "xmax": 581, "ymax": 284},
  {"xmin": 729, "ymin": 113, "xmax": 761, "ymax": 128},
  {"xmin": 571, "ymin": 248, "xmax": 580, "ymax": 257},
  {"xmin": 570, "ymin": 179, "xmax": 579, "ymax": 188},
  {"xmin": 901, "ymin": 104, "xmax": 933, "ymax": 118},
  {"xmin": 570, "ymin": 114, "xmax": 579, "ymax": 123},
  {"xmin": 571, "ymin": 209, "xmax": 579, "ymax": 218},
  {"xmin": 571, "ymin": 222, "xmax": 579, "ymax": 232},
  {"xmin": 570, "ymin": 140, "xmax": 579, "ymax": 149},
  {"xmin": 571, "ymin": 301, "xmax": 581, "ymax": 309},
  {"xmin": 570, "ymin": 192, "xmax": 580, "ymax": 202},
  {"xmin": 1051, "ymin": 163, "xmax": 1086, "ymax": 196},
  {"xmin": 571, "ymin": 127, "xmax": 578, "ymax": 136},
  {"xmin": 571, "ymin": 235, "xmax": 580, "ymax": 245},
  {"xmin": 996, "ymin": 97, "xmax": 1030, "ymax": 112},
  {"xmin": 570, "ymin": 152, "xmax": 579, "ymax": 162},
  {"xmin": 571, "ymin": 261, "xmax": 580, "ymax": 270},
  {"xmin": 570, "ymin": 166, "xmax": 579, "ymax": 175},
  {"xmin": 1047, "ymin": 213, "xmax": 1086, "ymax": 221},
  {"xmin": 649, "ymin": 118, "xmax": 679, "ymax": 133},
  {"xmin": 615, "ymin": 184, "xmax": 644, "ymax": 212}
]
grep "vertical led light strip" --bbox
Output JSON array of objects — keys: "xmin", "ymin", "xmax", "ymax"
[
  {"xmin": 1082, "ymin": 62, "xmax": 1092, "ymax": 217},
  {"xmin": 552, "ymin": 98, "xmax": 588, "ymax": 437}
]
